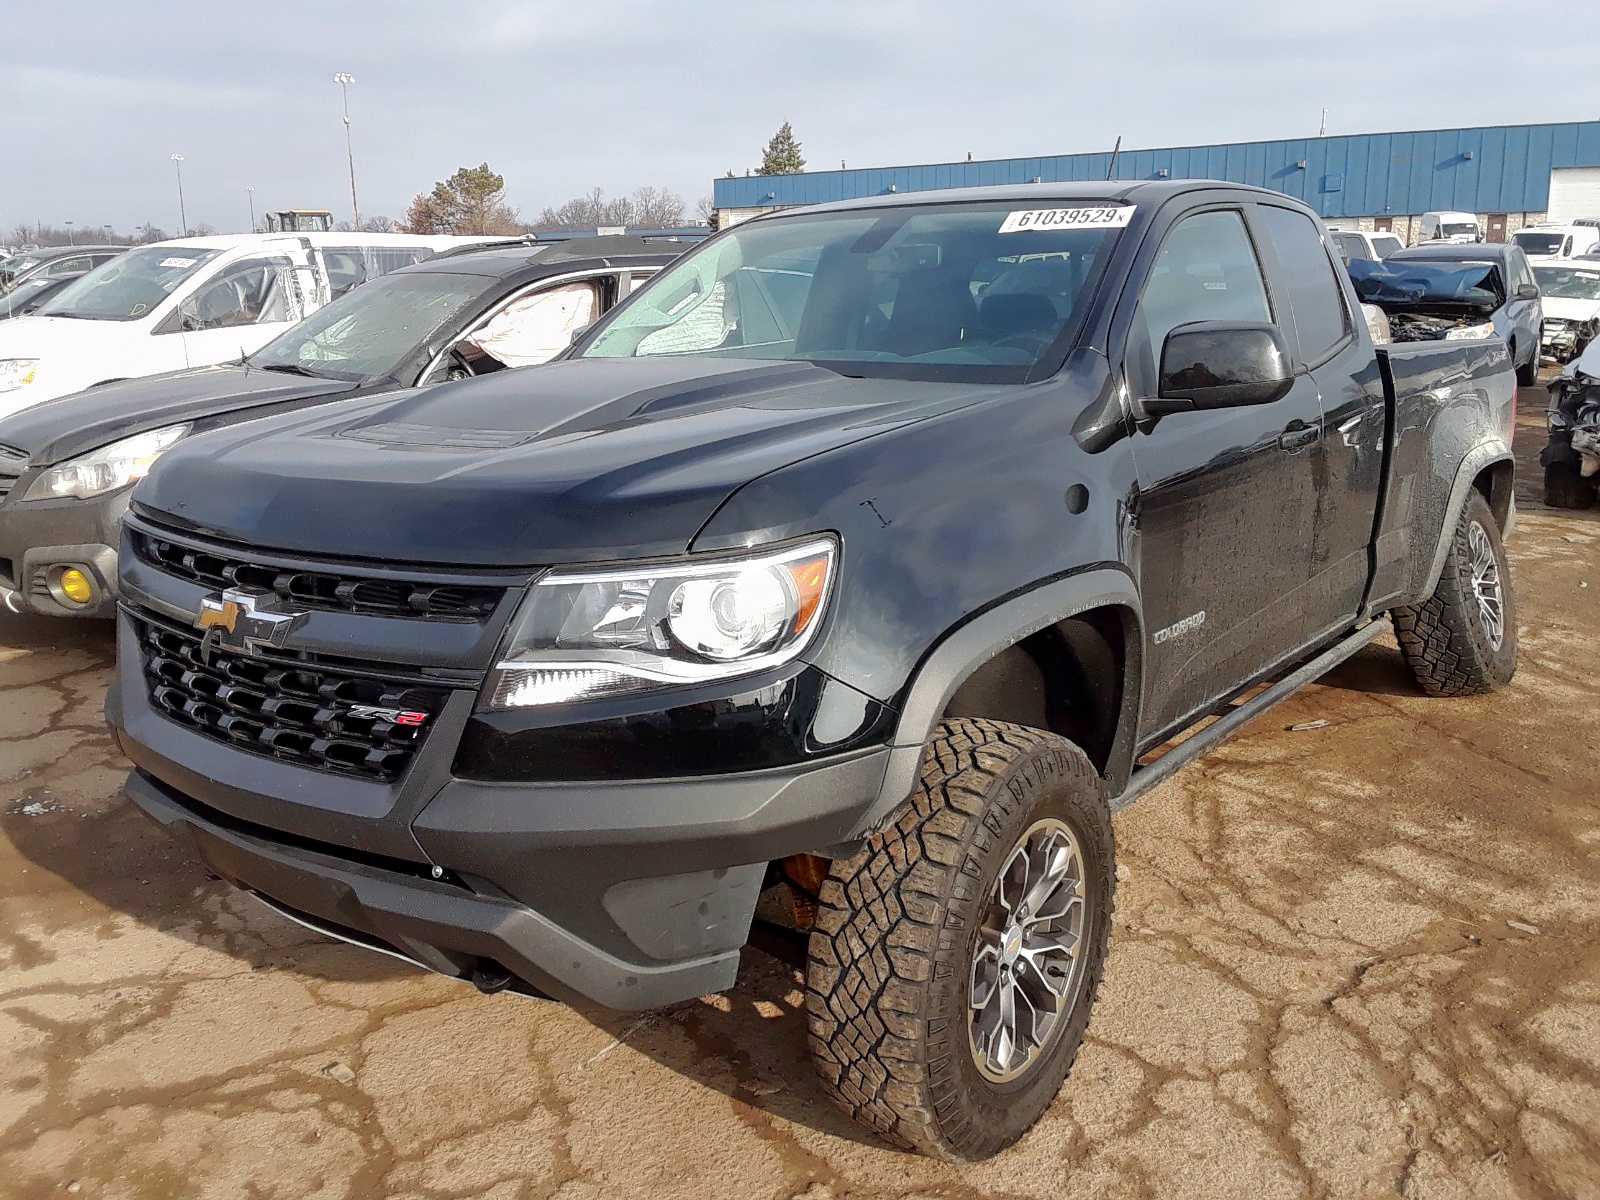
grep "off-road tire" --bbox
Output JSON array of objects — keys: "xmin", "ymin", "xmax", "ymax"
[
  {"xmin": 1392, "ymin": 491, "xmax": 1517, "ymax": 697},
  {"xmin": 805, "ymin": 718, "xmax": 1114, "ymax": 1160},
  {"xmin": 1543, "ymin": 461, "xmax": 1596, "ymax": 510}
]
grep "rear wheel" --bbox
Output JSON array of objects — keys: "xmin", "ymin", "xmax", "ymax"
[
  {"xmin": 1392, "ymin": 491, "xmax": 1517, "ymax": 697},
  {"xmin": 1543, "ymin": 460, "xmax": 1597, "ymax": 509},
  {"xmin": 805, "ymin": 718, "xmax": 1114, "ymax": 1160}
]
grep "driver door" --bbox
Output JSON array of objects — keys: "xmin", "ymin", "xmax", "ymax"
[
  {"xmin": 1125, "ymin": 207, "xmax": 1326, "ymax": 741},
  {"xmin": 171, "ymin": 255, "xmax": 306, "ymax": 368}
]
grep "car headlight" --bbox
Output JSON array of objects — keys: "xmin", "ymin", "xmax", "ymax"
[
  {"xmin": 22, "ymin": 424, "xmax": 191, "ymax": 501},
  {"xmin": 0, "ymin": 359, "xmax": 39, "ymax": 393},
  {"xmin": 483, "ymin": 536, "xmax": 837, "ymax": 710},
  {"xmin": 1444, "ymin": 322, "xmax": 1496, "ymax": 341}
]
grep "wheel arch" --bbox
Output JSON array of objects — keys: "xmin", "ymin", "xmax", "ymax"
[
  {"xmin": 849, "ymin": 568, "xmax": 1144, "ymax": 840},
  {"xmin": 1416, "ymin": 442, "xmax": 1515, "ymax": 601}
]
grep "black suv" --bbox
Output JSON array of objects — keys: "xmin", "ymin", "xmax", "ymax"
[{"xmin": 109, "ymin": 182, "xmax": 1517, "ymax": 1158}]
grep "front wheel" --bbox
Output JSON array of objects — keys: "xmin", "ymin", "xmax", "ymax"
[
  {"xmin": 805, "ymin": 718, "xmax": 1114, "ymax": 1160},
  {"xmin": 1392, "ymin": 491, "xmax": 1517, "ymax": 697}
]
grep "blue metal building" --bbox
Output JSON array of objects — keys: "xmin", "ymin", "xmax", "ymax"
[{"xmin": 713, "ymin": 121, "xmax": 1600, "ymax": 228}]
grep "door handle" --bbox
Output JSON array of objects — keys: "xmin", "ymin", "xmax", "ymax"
[{"xmin": 1278, "ymin": 422, "xmax": 1319, "ymax": 451}]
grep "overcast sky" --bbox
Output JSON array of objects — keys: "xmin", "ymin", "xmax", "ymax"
[{"xmin": 4, "ymin": 0, "xmax": 1593, "ymax": 237}]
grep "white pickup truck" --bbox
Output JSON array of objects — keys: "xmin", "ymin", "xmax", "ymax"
[{"xmin": 0, "ymin": 232, "xmax": 488, "ymax": 416}]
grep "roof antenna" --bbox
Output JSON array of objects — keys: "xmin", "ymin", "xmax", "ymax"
[{"xmin": 1105, "ymin": 135, "xmax": 1122, "ymax": 181}]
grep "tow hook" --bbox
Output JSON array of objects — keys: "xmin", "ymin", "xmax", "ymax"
[
  {"xmin": 1, "ymin": 587, "xmax": 24, "ymax": 614},
  {"xmin": 470, "ymin": 959, "xmax": 515, "ymax": 994}
]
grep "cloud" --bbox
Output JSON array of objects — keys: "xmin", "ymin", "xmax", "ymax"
[{"xmin": 0, "ymin": 0, "xmax": 1585, "ymax": 237}]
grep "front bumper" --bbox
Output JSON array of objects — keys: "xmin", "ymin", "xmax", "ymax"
[
  {"xmin": 0, "ymin": 488, "xmax": 128, "ymax": 617},
  {"xmin": 109, "ymin": 609, "xmax": 895, "ymax": 1008}
]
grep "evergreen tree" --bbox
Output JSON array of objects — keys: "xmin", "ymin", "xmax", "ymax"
[{"xmin": 757, "ymin": 122, "xmax": 806, "ymax": 175}]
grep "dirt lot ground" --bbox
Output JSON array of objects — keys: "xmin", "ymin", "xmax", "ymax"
[{"xmin": 0, "ymin": 395, "xmax": 1595, "ymax": 1200}]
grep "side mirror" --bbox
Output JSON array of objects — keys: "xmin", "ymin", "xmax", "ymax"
[
  {"xmin": 1515, "ymin": 284, "xmax": 1539, "ymax": 300},
  {"xmin": 568, "ymin": 322, "xmax": 594, "ymax": 346},
  {"xmin": 1143, "ymin": 321, "xmax": 1295, "ymax": 416}
]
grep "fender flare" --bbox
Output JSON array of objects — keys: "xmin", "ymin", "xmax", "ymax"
[
  {"xmin": 1420, "ymin": 440, "xmax": 1514, "ymax": 597},
  {"xmin": 848, "ymin": 567, "xmax": 1144, "ymax": 839}
]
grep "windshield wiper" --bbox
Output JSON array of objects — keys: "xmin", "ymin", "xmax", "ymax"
[{"xmin": 255, "ymin": 362, "xmax": 324, "ymax": 378}]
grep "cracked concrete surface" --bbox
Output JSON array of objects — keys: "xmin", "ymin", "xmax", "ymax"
[{"xmin": 0, "ymin": 407, "xmax": 1595, "ymax": 1199}]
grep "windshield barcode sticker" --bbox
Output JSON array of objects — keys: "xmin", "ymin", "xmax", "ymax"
[
  {"xmin": 999, "ymin": 206, "xmax": 1135, "ymax": 234},
  {"xmin": 158, "ymin": 257, "xmax": 198, "ymax": 268}
]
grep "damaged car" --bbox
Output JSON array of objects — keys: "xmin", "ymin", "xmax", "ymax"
[
  {"xmin": 1350, "ymin": 244, "xmax": 1542, "ymax": 383},
  {"xmin": 0, "ymin": 237, "xmax": 678, "ymax": 617},
  {"xmin": 1541, "ymin": 339, "xmax": 1600, "ymax": 508},
  {"xmin": 1532, "ymin": 261, "xmax": 1600, "ymax": 365}
]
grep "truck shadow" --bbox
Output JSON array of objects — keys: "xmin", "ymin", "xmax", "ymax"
[
  {"xmin": 0, "ymin": 612, "xmax": 410, "ymax": 986},
  {"xmin": 572, "ymin": 948, "xmax": 896, "ymax": 1153}
]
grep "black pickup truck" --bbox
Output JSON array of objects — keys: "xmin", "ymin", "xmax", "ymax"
[{"xmin": 108, "ymin": 181, "xmax": 1517, "ymax": 1160}]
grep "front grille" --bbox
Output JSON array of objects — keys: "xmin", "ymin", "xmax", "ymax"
[
  {"xmin": 133, "ymin": 613, "xmax": 450, "ymax": 781},
  {"xmin": 0, "ymin": 443, "xmax": 24, "ymax": 502},
  {"xmin": 130, "ymin": 529, "xmax": 504, "ymax": 621}
]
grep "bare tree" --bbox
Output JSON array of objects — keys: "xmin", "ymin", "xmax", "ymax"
[
  {"xmin": 694, "ymin": 195, "xmax": 716, "ymax": 227},
  {"xmin": 8, "ymin": 222, "xmax": 144, "ymax": 248},
  {"xmin": 531, "ymin": 187, "xmax": 686, "ymax": 231}
]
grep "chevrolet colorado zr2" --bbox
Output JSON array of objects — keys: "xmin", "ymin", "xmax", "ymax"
[{"xmin": 107, "ymin": 181, "xmax": 1518, "ymax": 1159}]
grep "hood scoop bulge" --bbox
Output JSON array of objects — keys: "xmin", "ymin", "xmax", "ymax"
[{"xmin": 332, "ymin": 421, "xmax": 534, "ymax": 452}]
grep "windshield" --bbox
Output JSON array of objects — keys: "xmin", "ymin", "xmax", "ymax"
[
  {"xmin": 41, "ymin": 246, "xmax": 222, "ymax": 321},
  {"xmin": 580, "ymin": 200, "xmax": 1129, "ymax": 382},
  {"xmin": 1533, "ymin": 265, "xmax": 1600, "ymax": 301},
  {"xmin": 248, "ymin": 270, "xmax": 489, "ymax": 382},
  {"xmin": 1513, "ymin": 232, "xmax": 1566, "ymax": 256},
  {"xmin": 1441, "ymin": 223, "xmax": 1478, "ymax": 237}
]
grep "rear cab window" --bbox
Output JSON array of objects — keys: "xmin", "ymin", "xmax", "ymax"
[{"xmin": 1256, "ymin": 205, "xmax": 1352, "ymax": 365}]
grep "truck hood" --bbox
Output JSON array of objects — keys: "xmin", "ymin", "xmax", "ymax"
[
  {"xmin": 1349, "ymin": 259, "xmax": 1503, "ymax": 318},
  {"xmin": 0, "ymin": 364, "xmax": 355, "ymax": 465},
  {"xmin": 133, "ymin": 357, "xmax": 989, "ymax": 567}
]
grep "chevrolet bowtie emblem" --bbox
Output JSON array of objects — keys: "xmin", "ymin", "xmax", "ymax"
[{"xmin": 194, "ymin": 587, "xmax": 308, "ymax": 657}]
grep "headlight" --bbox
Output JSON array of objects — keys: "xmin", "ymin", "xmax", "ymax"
[
  {"xmin": 22, "ymin": 424, "xmax": 190, "ymax": 501},
  {"xmin": 1444, "ymin": 322, "xmax": 1496, "ymax": 341},
  {"xmin": 0, "ymin": 359, "xmax": 39, "ymax": 393},
  {"xmin": 483, "ymin": 536, "xmax": 837, "ymax": 710}
]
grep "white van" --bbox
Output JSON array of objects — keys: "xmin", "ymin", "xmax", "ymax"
[
  {"xmin": 0, "ymin": 232, "xmax": 487, "ymax": 415},
  {"xmin": 1418, "ymin": 211, "xmax": 1482, "ymax": 244},
  {"xmin": 1510, "ymin": 223, "xmax": 1600, "ymax": 262},
  {"xmin": 1327, "ymin": 229, "xmax": 1406, "ymax": 262}
]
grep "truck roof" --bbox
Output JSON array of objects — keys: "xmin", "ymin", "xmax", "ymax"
[
  {"xmin": 781, "ymin": 178, "xmax": 1296, "ymax": 218},
  {"xmin": 398, "ymin": 236, "xmax": 684, "ymax": 279}
]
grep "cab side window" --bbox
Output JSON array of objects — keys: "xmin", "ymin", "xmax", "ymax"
[
  {"xmin": 1129, "ymin": 210, "xmax": 1273, "ymax": 394},
  {"xmin": 177, "ymin": 258, "xmax": 295, "ymax": 330}
]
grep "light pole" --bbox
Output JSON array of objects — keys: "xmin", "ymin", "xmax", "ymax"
[
  {"xmin": 170, "ymin": 153, "xmax": 188, "ymax": 236},
  {"xmin": 64, "ymin": 221, "xmax": 75, "ymax": 245},
  {"xmin": 333, "ymin": 73, "xmax": 360, "ymax": 230},
  {"xmin": 245, "ymin": 185, "xmax": 256, "ymax": 233}
]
